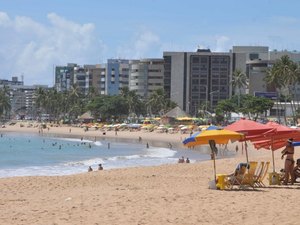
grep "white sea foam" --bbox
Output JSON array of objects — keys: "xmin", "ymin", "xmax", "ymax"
[
  {"xmin": 94, "ymin": 141, "xmax": 102, "ymax": 146},
  {"xmin": 52, "ymin": 137, "xmax": 93, "ymax": 143},
  {"xmin": 145, "ymin": 147, "xmax": 176, "ymax": 158},
  {"xmin": 63, "ymin": 158, "xmax": 105, "ymax": 166}
]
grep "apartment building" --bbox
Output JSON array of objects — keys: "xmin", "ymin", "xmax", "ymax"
[
  {"xmin": 55, "ymin": 63, "xmax": 76, "ymax": 92},
  {"xmin": 163, "ymin": 50, "xmax": 232, "ymax": 115},
  {"xmin": 129, "ymin": 59, "xmax": 164, "ymax": 98},
  {"xmin": 0, "ymin": 77, "xmax": 48, "ymax": 119},
  {"xmin": 232, "ymin": 47, "xmax": 300, "ymax": 98},
  {"xmin": 106, "ymin": 59, "xmax": 129, "ymax": 95}
]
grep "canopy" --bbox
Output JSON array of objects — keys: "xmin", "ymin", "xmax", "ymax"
[
  {"xmin": 194, "ymin": 129, "xmax": 244, "ymax": 145},
  {"xmin": 183, "ymin": 128, "xmax": 244, "ymax": 147},
  {"xmin": 225, "ymin": 118, "xmax": 274, "ymax": 138},
  {"xmin": 252, "ymin": 122, "xmax": 300, "ymax": 150},
  {"xmin": 183, "ymin": 125, "xmax": 221, "ymax": 147},
  {"xmin": 163, "ymin": 106, "xmax": 190, "ymax": 118},
  {"xmin": 78, "ymin": 111, "xmax": 94, "ymax": 121},
  {"xmin": 250, "ymin": 121, "xmax": 300, "ymax": 173}
]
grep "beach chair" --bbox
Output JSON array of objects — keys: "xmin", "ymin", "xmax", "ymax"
[
  {"xmin": 255, "ymin": 161, "xmax": 270, "ymax": 187},
  {"xmin": 225, "ymin": 163, "xmax": 249, "ymax": 189},
  {"xmin": 240, "ymin": 161, "xmax": 258, "ymax": 188},
  {"xmin": 253, "ymin": 161, "xmax": 265, "ymax": 187}
]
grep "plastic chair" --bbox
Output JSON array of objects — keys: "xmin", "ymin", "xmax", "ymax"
[
  {"xmin": 240, "ymin": 161, "xmax": 258, "ymax": 188},
  {"xmin": 255, "ymin": 161, "xmax": 270, "ymax": 187},
  {"xmin": 225, "ymin": 163, "xmax": 249, "ymax": 189},
  {"xmin": 253, "ymin": 161, "xmax": 265, "ymax": 187}
]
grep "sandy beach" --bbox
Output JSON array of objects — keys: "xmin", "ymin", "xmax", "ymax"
[{"xmin": 1, "ymin": 123, "xmax": 300, "ymax": 225}]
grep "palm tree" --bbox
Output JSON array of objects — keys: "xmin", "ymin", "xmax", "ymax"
[
  {"xmin": 146, "ymin": 88, "xmax": 167, "ymax": 116},
  {"xmin": 0, "ymin": 88, "xmax": 11, "ymax": 121},
  {"xmin": 231, "ymin": 69, "xmax": 248, "ymax": 107},
  {"xmin": 34, "ymin": 87, "xmax": 47, "ymax": 113},
  {"xmin": 120, "ymin": 87, "xmax": 141, "ymax": 119},
  {"xmin": 265, "ymin": 55, "xmax": 300, "ymax": 124}
]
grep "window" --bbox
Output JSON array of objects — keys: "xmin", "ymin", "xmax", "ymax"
[{"xmin": 249, "ymin": 53, "xmax": 259, "ymax": 60}]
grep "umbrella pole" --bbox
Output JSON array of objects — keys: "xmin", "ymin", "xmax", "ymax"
[
  {"xmin": 244, "ymin": 141, "xmax": 249, "ymax": 163},
  {"xmin": 213, "ymin": 153, "xmax": 217, "ymax": 183},
  {"xmin": 271, "ymin": 136, "xmax": 275, "ymax": 173},
  {"xmin": 271, "ymin": 150, "xmax": 276, "ymax": 173}
]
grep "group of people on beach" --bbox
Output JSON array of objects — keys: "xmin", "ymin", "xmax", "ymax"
[
  {"xmin": 88, "ymin": 164, "xmax": 103, "ymax": 172},
  {"xmin": 281, "ymin": 138, "xmax": 300, "ymax": 185},
  {"xmin": 178, "ymin": 156, "xmax": 190, "ymax": 163}
]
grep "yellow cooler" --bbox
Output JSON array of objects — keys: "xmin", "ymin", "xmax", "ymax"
[
  {"xmin": 216, "ymin": 174, "xmax": 227, "ymax": 190},
  {"xmin": 269, "ymin": 172, "xmax": 280, "ymax": 185}
]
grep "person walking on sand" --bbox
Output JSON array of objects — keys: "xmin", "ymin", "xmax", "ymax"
[{"xmin": 281, "ymin": 138, "xmax": 295, "ymax": 185}]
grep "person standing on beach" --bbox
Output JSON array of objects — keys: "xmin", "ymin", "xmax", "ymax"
[
  {"xmin": 88, "ymin": 166, "xmax": 93, "ymax": 172},
  {"xmin": 281, "ymin": 139, "xmax": 295, "ymax": 184}
]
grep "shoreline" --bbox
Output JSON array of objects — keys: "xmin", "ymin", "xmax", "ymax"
[
  {"xmin": 1, "ymin": 123, "xmax": 300, "ymax": 224},
  {"xmin": 0, "ymin": 123, "xmax": 215, "ymax": 179},
  {"xmin": 1, "ymin": 122, "xmax": 190, "ymax": 149}
]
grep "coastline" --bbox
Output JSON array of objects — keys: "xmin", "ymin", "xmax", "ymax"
[
  {"xmin": 1, "ymin": 123, "xmax": 300, "ymax": 224},
  {"xmin": 1, "ymin": 122, "xmax": 190, "ymax": 149}
]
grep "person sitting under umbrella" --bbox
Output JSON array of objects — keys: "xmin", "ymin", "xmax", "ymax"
[{"xmin": 292, "ymin": 158, "xmax": 300, "ymax": 184}]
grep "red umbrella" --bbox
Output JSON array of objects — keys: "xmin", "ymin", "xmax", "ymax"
[
  {"xmin": 225, "ymin": 118, "xmax": 274, "ymax": 137},
  {"xmin": 252, "ymin": 122, "xmax": 300, "ymax": 149},
  {"xmin": 224, "ymin": 118, "xmax": 275, "ymax": 162},
  {"xmin": 250, "ymin": 122, "xmax": 300, "ymax": 172}
]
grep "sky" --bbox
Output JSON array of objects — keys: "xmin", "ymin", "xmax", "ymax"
[{"xmin": 1, "ymin": 0, "xmax": 300, "ymax": 86}]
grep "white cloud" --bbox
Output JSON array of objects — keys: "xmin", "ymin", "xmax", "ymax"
[
  {"xmin": 215, "ymin": 35, "xmax": 230, "ymax": 52},
  {"xmin": 117, "ymin": 29, "xmax": 161, "ymax": 59},
  {"xmin": 0, "ymin": 12, "xmax": 11, "ymax": 27},
  {"xmin": 0, "ymin": 12, "xmax": 106, "ymax": 86}
]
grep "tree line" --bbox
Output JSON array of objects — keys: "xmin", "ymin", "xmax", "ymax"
[{"xmin": 1, "ymin": 55, "xmax": 300, "ymax": 124}]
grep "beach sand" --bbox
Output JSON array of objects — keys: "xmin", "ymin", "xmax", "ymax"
[{"xmin": 1, "ymin": 123, "xmax": 300, "ymax": 225}]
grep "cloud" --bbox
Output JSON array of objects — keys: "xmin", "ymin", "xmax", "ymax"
[
  {"xmin": 0, "ymin": 12, "xmax": 106, "ymax": 86},
  {"xmin": 117, "ymin": 29, "xmax": 161, "ymax": 59},
  {"xmin": 214, "ymin": 35, "xmax": 230, "ymax": 52}
]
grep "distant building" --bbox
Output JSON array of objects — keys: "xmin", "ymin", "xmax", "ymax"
[
  {"xmin": 163, "ymin": 50, "xmax": 232, "ymax": 115},
  {"xmin": 0, "ymin": 77, "xmax": 48, "ymax": 119},
  {"xmin": 129, "ymin": 58, "xmax": 164, "ymax": 98},
  {"xmin": 107, "ymin": 59, "xmax": 129, "ymax": 95},
  {"xmin": 0, "ymin": 76, "xmax": 24, "ymax": 86},
  {"xmin": 55, "ymin": 64, "xmax": 76, "ymax": 92}
]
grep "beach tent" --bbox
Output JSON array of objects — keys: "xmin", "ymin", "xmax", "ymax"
[
  {"xmin": 161, "ymin": 106, "xmax": 191, "ymax": 124},
  {"xmin": 163, "ymin": 106, "xmax": 190, "ymax": 119},
  {"xmin": 78, "ymin": 111, "xmax": 94, "ymax": 123}
]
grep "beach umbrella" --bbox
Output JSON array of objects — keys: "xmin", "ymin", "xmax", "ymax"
[
  {"xmin": 183, "ymin": 125, "xmax": 221, "ymax": 147},
  {"xmin": 183, "ymin": 129, "xmax": 244, "ymax": 183},
  {"xmin": 224, "ymin": 118, "xmax": 275, "ymax": 162},
  {"xmin": 251, "ymin": 122, "xmax": 300, "ymax": 172}
]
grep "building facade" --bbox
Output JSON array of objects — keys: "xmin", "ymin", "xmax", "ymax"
[
  {"xmin": 163, "ymin": 50, "xmax": 232, "ymax": 115},
  {"xmin": 129, "ymin": 59, "xmax": 164, "ymax": 98},
  {"xmin": 106, "ymin": 59, "xmax": 129, "ymax": 95},
  {"xmin": 0, "ymin": 77, "xmax": 48, "ymax": 119}
]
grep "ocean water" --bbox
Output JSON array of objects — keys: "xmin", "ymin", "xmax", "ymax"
[{"xmin": 0, "ymin": 132, "xmax": 215, "ymax": 178}]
